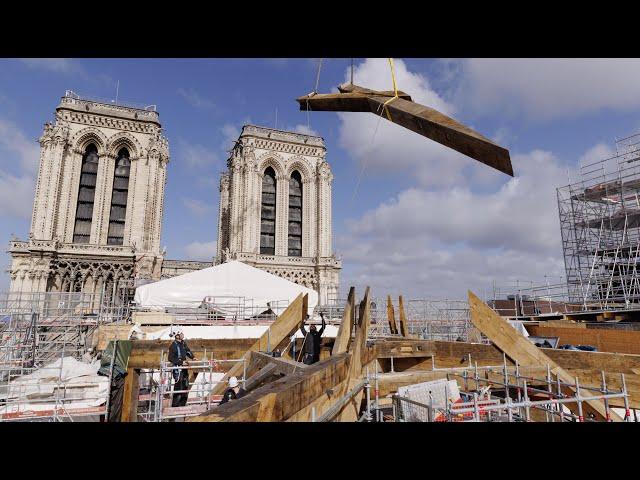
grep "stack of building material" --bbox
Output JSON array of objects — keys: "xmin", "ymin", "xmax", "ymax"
[{"xmin": 0, "ymin": 357, "xmax": 109, "ymax": 420}]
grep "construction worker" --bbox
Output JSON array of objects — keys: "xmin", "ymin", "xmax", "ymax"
[
  {"xmin": 299, "ymin": 312, "xmax": 326, "ymax": 365},
  {"xmin": 168, "ymin": 328, "xmax": 194, "ymax": 407},
  {"xmin": 220, "ymin": 376, "xmax": 246, "ymax": 404}
]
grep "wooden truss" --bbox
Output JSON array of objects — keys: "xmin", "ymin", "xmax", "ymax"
[
  {"xmin": 297, "ymin": 83, "xmax": 513, "ymax": 177},
  {"xmin": 118, "ymin": 289, "xmax": 640, "ymax": 421}
]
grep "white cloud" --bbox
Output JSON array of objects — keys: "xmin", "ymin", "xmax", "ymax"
[
  {"xmin": 338, "ymin": 58, "xmax": 480, "ymax": 188},
  {"xmin": 288, "ymin": 124, "xmax": 320, "ymax": 137},
  {"xmin": 177, "ymin": 87, "xmax": 216, "ymax": 110},
  {"xmin": 0, "ymin": 117, "xmax": 39, "ymax": 220},
  {"xmin": 220, "ymin": 123, "xmax": 241, "ymax": 153},
  {"xmin": 19, "ymin": 58, "xmax": 84, "ymax": 75},
  {"xmin": 0, "ymin": 118, "xmax": 40, "ymax": 174},
  {"xmin": 182, "ymin": 198, "xmax": 215, "ymax": 217},
  {"xmin": 0, "ymin": 171, "xmax": 34, "ymax": 219},
  {"xmin": 178, "ymin": 140, "xmax": 219, "ymax": 169},
  {"xmin": 184, "ymin": 241, "xmax": 217, "ymax": 260},
  {"xmin": 336, "ymin": 148, "xmax": 573, "ymax": 299},
  {"xmin": 454, "ymin": 59, "xmax": 640, "ymax": 121}
]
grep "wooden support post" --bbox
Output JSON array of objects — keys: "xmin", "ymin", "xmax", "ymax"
[
  {"xmin": 387, "ymin": 295, "xmax": 398, "ymax": 335},
  {"xmin": 121, "ymin": 368, "xmax": 139, "ymax": 423},
  {"xmin": 335, "ymin": 287, "xmax": 372, "ymax": 421},
  {"xmin": 398, "ymin": 295, "xmax": 409, "ymax": 337},
  {"xmin": 211, "ymin": 293, "xmax": 308, "ymax": 395},
  {"xmin": 332, "ymin": 287, "xmax": 355, "ymax": 355},
  {"xmin": 468, "ymin": 290, "xmax": 622, "ymax": 422}
]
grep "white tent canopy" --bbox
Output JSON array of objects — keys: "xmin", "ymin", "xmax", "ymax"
[{"xmin": 134, "ymin": 260, "xmax": 317, "ymax": 316}]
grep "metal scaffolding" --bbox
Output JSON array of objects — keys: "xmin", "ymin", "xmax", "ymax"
[
  {"xmin": 390, "ymin": 357, "xmax": 632, "ymax": 423},
  {"xmin": 368, "ymin": 298, "xmax": 475, "ymax": 341},
  {"xmin": 558, "ymin": 132, "xmax": 640, "ymax": 309},
  {"xmin": 0, "ymin": 291, "xmax": 128, "ymax": 421}
]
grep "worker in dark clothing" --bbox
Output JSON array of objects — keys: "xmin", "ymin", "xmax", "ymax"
[
  {"xmin": 168, "ymin": 328, "xmax": 195, "ymax": 407},
  {"xmin": 299, "ymin": 312, "xmax": 326, "ymax": 365},
  {"xmin": 220, "ymin": 376, "xmax": 246, "ymax": 405}
]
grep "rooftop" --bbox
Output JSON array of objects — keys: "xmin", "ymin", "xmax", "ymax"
[
  {"xmin": 240, "ymin": 124, "xmax": 325, "ymax": 148},
  {"xmin": 56, "ymin": 90, "xmax": 161, "ymax": 125}
]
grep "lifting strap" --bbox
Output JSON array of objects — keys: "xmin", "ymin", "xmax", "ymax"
[{"xmin": 382, "ymin": 57, "xmax": 400, "ymax": 121}]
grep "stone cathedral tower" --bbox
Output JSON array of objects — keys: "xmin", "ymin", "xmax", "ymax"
[
  {"xmin": 7, "ymin": 91, "xmax": 170, "ymax": 298},
  {"xmin": 216, "ymin": 125, "xmax": 341, "ymax": 304}
]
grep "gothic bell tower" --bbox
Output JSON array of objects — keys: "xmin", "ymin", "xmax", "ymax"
[{"xmin": 7, "ymin": 91, "xmax": 170, "ymax": 299}]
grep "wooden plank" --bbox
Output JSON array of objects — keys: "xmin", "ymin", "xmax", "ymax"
[
  {"xmin": 121, "ymin": 368, "xmax": 140, "ymax": 423},
  {"xmin": 386, "ymin": 295, "xmax": 398, "ymax": 335},
  {"xmin": 127, "ymin": 338, "xmax": 255, "ymax": 369},
  {"xmin": 297, "ymin": 83, "xmax": 513, "ymax": 177},
  {"xmin": 398, "ymin": 295, "xmax": 409, "ymax": 337},
  {"xmin": 374, "ymin": 339, "xmax": 435, "ymax": 358},
  {"xmin": 210, "ymin": 293, "xmax": 307, "ymax": 396},
  {"xmin": 332, "ymin": 287, "xmax": 355, "ymax": 355},
  {"xmin": 431, "ymin": 339, "xmax": 640, "ymax": 374},
  {"xmin": 528, "ymin": 324, "xmax": 640, "ymax": 355},
  {"xmin": 468, "ymin": 290, "xmax": 622, "ymax": 421}
]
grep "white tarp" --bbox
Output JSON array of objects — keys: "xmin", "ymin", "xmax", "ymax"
[
  {"xmin": 0, "ymin": 357, "xmax": 109, "ymax": 416},
  {"xmin": 134, "ymin": 260, "xmax": 317, "ymax": 316},
  {"xmin": 139, "ymin": 324, "xmax": 338, "ymax": 340}
]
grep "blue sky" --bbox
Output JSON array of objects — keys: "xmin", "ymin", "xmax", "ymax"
[{"xmin": 2, "ymin": 58, "xmax": 640, "ymax": 298}]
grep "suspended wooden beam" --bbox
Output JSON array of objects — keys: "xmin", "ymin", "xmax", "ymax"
[
  {"xmin": 468, "ymin": 290, "xmax": 622, "ymax": 422},
  {"xmin": 297, "ymin": 83, "xmax": 513, "ymax": 177}
]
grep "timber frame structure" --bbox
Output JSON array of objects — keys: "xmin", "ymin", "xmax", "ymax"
[{"xmin": 114, "ymin": 287, "xmax": 639, "ymax": 422}]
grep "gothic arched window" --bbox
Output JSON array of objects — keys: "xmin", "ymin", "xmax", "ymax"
[
  {"xmin": 73, "ymin": 144, "xmax": 99, "ymax": 244},
  {"xmin": 260, "ymin": 167, "xmax": 277, "ymax": 255},
  {"xmin": 107, "ymin": 148, "xmax": 131, "ymax": 245},
  {"xmin": 288, "ymin": 170, "xmax": 303, "ymax": 257}
]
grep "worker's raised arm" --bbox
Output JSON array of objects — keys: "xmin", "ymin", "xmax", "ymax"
[
  {"xmin": 300, "ymin": 318, "xmax": 307, "ymax": 336},
  {"xmin": 319, "ymin": 313, "xmax": 326, "ymax": 336}
]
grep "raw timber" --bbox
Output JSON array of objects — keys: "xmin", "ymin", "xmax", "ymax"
[
  {"xmin": 108, "ymin": 287, "xmax": 640, "ymax": 421},
  {"xmin": 297, "ymin": 83, "xmax": 513, "ymax": 176}
]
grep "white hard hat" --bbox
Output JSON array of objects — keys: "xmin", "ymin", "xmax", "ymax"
[
  {"xmin": 228, "ymin": 376, "xmax": 239, "ymax": 388},
  {"xmin": 173, "ymin": 327, "xmax": 184, "ymax": 336}
]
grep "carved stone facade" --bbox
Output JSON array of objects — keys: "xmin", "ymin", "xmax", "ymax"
[
  {"xmin": 216, "ymin": 125, "xmax": 341, "ymax": 304},
  {"xmin": 7, "ymin": 92, "xmax": 170, "ymax": 299}
]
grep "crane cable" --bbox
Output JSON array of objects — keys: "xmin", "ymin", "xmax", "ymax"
[
  {"xmin": 350, "ymin": 58, "xmax": 400, "ymax": 204},
  {"xmin": 306, "ymin": 58, "xmax": 324, "ymax": 131}
]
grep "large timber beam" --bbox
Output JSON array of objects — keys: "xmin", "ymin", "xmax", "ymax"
[
  {"xmin": 335, "ymin": 287, "xmax": 373, "ymax": 421},
  {"xmin": 297, "ymin": 83, "xmax": 513, "ymax": 177},
  {"xmin": 127, "ymin": 338, "xmax": 254, "ymax": 369},
  {"xmin": 188, "ymin": 353, "xmax": 351, "ymax": 422},
  {"xmin": 468, "ymin": 290, "xmax": 623, "ymax": 421},
  {"xmin": 120, "ymin": 368, "xmax": 140, "ymax": 423},
  {"xmin": 387, "ymin": 295, "xmax": 398, "ymax": 335},
  {"xmin": 210, "ymin": 293, "xmax": 308, "ymax": 396},
  {"xmin": 397, "ymin": 295, "xmax": 409, "ymax": 338},
  {"xmin": 332, "ymin": 286, "xmax": 355, "ymax": 355}
]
